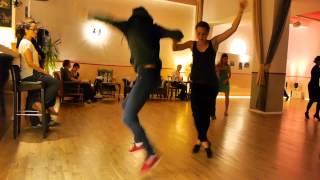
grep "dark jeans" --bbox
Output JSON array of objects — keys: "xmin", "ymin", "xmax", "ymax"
[
  {"xmin": 122, "ymin": 67, "xmax": 159, "ymax": 156},
  {"xmin": 172, "ymin": 81, "xmax": 187, "ymax": 100},
  {"xmin": 23, "ymin": 71, "xmax": 60, "ymax": 110},
  {"xmin": 306, "ymin": 83, "xmax": 320, "ymax": 116},
  {"xmin": 81, "ymin": 83, "xmax": 95, "ymax": 101},
  {"xmin": 284, "ymin": 89, "xmax": 289, "ymax": 98},
  {"xmin": 65, "ymin": 82, "xmax": 95, "ymax": 101},
  {"xmin": 306, "ymin": 100, "xmax": 320, "ymax": 116},
  {"xmin": 94, "ymin": 79, "xmax": 102, "ymax": 93},
  {"xmin": 191, "ymin": 83, "xmax": 218, "ymax": 142}
]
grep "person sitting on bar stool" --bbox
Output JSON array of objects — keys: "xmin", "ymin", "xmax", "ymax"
[{"xmin": 16, "ymin": 19, "xmax": 59, "ymax": 128}]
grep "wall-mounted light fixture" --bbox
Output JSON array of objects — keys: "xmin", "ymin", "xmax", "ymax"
[
  {"xmin": 230, "ymin": 38, "xmax": 247, "ymax": 56},
  {"xmin": 83, "ymin": 20, "xmax": 109, "ymax": 45}
]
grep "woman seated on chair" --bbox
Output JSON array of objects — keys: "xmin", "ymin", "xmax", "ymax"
[
  {"xmin": 171, "ymin": 64, "xmax": 187, "ymax": 100},
  {"xmin": 16, "ymin": 19, "xmax": 60, "ymax": 127},
  {"xmin": 60, "ymin": 60, "xmax": 95, "ymax": 103}
]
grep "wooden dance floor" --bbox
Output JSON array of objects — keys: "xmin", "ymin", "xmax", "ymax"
[{"xmin": 0, "ymin": 99, "xmax": 319, "ymax": 179}]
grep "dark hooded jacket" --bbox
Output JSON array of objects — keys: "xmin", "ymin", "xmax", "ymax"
[{"xmin": 95, "ymin": 7, "xmax": 183, "ymax": 71}]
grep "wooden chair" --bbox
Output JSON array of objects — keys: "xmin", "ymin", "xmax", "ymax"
[
  {"xmin": 122, "ymin": 78, "xmax": 132, "ymax": 98},
  {"xmin": 97, "ymin": 69, "xmax": 117, "ymax": 99},
  {"xmin": 150, "ymin": 79, "xmax": 167, "ymax": 99},
  {"xmin": 53, "ymin": 71, "xmax": 84, "ymax": 104},
  {"xmin": 166, "ymin": 76, "xmax": 180, "ymax": 100}
]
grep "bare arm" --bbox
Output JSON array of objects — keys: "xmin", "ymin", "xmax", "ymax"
[
  {"xmin": 0, "ymin": 44, "xmax": 19, "ymax": 58},
  {"xmin": 211, "ymin": 0, "xmax": 247, "ymax": 44},
  {"xmin": 227, "ymin": 66, "xmax": 231, "ymax": 79},
  {"xmin": 216, "ymin": 65, "xmax": 220, "ymax": 79},
  {"xmin": 24, "ymin": 49, "xmax": 48, "ymax": 75},
  {"xmin": 172, "ymin": 40, "xmax": 193, "ymax": 51}
]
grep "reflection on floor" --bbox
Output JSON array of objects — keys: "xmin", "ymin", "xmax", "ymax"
[{"xmin": 0, "ymin": 99, "xmax": 319, "ymax": 179}]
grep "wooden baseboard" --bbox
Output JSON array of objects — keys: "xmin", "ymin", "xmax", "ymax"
[{"xmin": 249, "ymin": 108, "xmax": 282, "ymax": 115}]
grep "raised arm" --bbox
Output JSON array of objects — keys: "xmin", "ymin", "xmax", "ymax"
[
  {"xmin": 227, "ymin": 65, "xmax": 232, "ymax": 79},
  {"xmin": 93, "ymin": 15, "xmax": 128, "ymax": 34},
  {"xmin": 211, "ymin": 0, "xmax": 247, "ymax": 44}
]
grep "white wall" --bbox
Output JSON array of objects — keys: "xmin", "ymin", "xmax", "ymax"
[
  {"xmin": 203, "ymin": 0, "xmax": 253, "ymax": 24},
  {"xmin": 203, "ymin": 0, "xmax": 254, "ymax": 72},
  {"xmin": 287, "ymin": 21, "xmax": 320, "ymax": 77},
  {"xmin": 29, "ymin": 0, "xmax": 196, "ymax": 68},
  {"xmin": 210, "ymin": 15, "xmax": 254, "ymax": 63}
]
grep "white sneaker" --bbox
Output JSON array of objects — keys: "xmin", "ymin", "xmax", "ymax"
[{"xmin": 32, "ymin": 123, "xmax": 42, "ymax": 128}]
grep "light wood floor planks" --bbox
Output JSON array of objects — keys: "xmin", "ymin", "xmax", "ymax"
[{"xmin": 0, "ymin": 99, "xmax": 320, "ymax": 180}]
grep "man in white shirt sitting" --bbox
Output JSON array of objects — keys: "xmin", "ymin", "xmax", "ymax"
[{"xmin": 171, "ymin": 64, "xmax": 187, "ymax": 100}]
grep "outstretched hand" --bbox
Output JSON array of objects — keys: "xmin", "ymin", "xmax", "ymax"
[
  {"xmin": 175, "ymin": 30, "xmax": 184, "ymax": 41},
  {"xmin": 239, "ymin": 0, "xmax": 248, "ymax": 12}
]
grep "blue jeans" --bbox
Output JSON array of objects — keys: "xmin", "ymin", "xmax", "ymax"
[{"xmin": 122, "ymin": 67, "xmax": 159, "ymax": 156}]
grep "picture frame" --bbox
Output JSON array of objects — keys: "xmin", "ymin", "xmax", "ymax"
[
  {"xmin": 0, "ymin": 0, "xmax": 12, "ymax": 27},
  {"xmin": 230, "ymin": 60, "xmax": 235, "ymax": 66},
  {"xmin": 238, "ymin": 62, "xmax": 243, "ymax": 70}
]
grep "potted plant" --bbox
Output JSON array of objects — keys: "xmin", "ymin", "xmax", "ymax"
[{"xmin": 42, "ymin": 36, "xmax": 61, "ymax": 73}]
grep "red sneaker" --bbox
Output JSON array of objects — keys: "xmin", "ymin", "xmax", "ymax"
[
  {"xmin": 140, "ymin": 155, "xmax": 161, "ymax": 173},
  {"xmin": 128, "ymin": 143, "xmax": 144, "ymax": 152}
]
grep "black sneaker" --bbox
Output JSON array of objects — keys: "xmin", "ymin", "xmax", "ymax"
[
  {"xmin": 192, "ymin": 144, "xmax": 201, "ymax": 153},
  {"xmin": 305, "ymin": 112, "xmax": 310, "ymax": 119},
  {"xmin": 205, "ymin": 147, "xmax": 213, "ymax": 158},
  {"xmin": 204, "ymin": 141, "xmax": 213, "ymax": 158}
]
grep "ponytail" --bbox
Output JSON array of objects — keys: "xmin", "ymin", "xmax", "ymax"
[{"xmin": 15, "ymin": 19, "xmax": 36, "ymax": 48}]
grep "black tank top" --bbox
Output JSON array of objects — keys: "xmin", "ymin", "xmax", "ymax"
[
  {"xmin": 190, "ymin": 41, "xmax": 218, "ymax": 85},
  {"xmin": 309, "ymin": 65, "xmax": 320, "ymax": 87}
]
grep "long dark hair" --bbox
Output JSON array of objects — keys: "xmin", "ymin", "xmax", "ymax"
[
  {"xmin": 218, "ymin": 53, "xmax": 229, "ymax": 66},
  {"xmin": 128, "ymin": 7, "xmax": 153, "ymax": 25},
  {"xmin": 15, "ymin": 19, "xmax": 36, "ymax": 48},
  {"xmin": 314, "ymin": 56, "xmax": 320, "ymax": 63}
]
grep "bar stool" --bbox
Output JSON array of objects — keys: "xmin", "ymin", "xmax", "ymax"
[{"xmin": 10, "ymin": 65, "xmax": 48, "ymax": 138}]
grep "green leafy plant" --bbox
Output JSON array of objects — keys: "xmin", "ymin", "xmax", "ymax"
[{"xmin": 42, "ymin": 38, "xmax": 61, "ymax": 73}]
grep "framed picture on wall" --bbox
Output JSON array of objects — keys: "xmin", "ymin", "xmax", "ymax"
[
  {"xmin": 0, "ymin": 0, "xmax": 12, "ymax": 27},
  {"xmin": 230, "ymin": 60, "xmax": 235, "ymax": 66}
]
